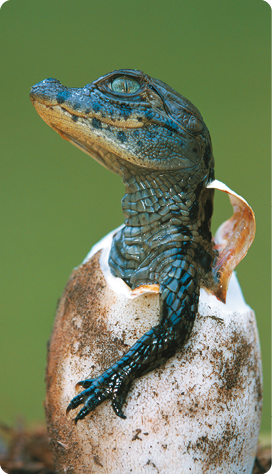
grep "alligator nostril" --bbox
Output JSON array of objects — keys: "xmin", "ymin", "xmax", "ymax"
[{"xmin": 30, "ymin": 78, "xmax": 61, "ymax": 99}]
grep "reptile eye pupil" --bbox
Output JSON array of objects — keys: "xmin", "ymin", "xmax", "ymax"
[{"xmin": 111, "ymin": 76, "xmax": 140, "ymax": 94}]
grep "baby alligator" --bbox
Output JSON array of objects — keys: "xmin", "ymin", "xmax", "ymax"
[{"xmin": 30, "ymin": 70, "xmax": 217, "ymax": 422}]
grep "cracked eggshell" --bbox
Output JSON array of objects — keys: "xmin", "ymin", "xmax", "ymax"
[
  {"xmin": 46, "ymin": 255, "xmax": 262, "ymax": 474},
  {"xmin": 45, "ymin": 181, "xmax": 261, "ymax": 473}
]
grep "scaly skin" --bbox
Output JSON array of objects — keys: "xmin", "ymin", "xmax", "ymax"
[{"xmin": 30, "ymin": 70, "xmax": 216, "ymax": 421}]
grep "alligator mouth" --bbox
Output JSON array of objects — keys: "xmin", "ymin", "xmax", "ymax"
[
  {"xmin": 59, "ymin": 105, "xmax": 145, "ymax": 130},
  {"xmin": 30, "ymin": 88, "xmax": 145, "ymax": 131}
]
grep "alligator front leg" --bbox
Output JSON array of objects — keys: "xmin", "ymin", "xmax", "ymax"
[{"xmin": 67, "ymin": 263, "xmax": 199, "ymax": 422}]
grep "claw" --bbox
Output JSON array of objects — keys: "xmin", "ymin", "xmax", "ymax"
[
  {"xmin": 112, "ymin": 399, "xmax": 127, "ymax": 419},
  {"xmin": 66, "ymin": 392, "xmax": 85, "ymax": 416},
  {"xmin": 75, "ymin": 379, "xmax": 95, "ymax": 390},
  {"xmin": 74, "ymin": 405, "xmax": 90, "ymax": 424},
  {"xmin": 66, "ymin": 403, "xmax": 73, "ymax": 416}
]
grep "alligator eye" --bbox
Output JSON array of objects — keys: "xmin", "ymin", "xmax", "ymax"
[{"xmin": 110, "ymin": 76, "xmax": 140, "ymax": 94}]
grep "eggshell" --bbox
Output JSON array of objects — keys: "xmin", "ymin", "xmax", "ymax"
[
  {"xmin": 45, "ymin": 249, "xmax": 262, "ymax": 474},
  {"xmin": 45, "ymin": 181, "xmax": 261, "ymax": 473}
]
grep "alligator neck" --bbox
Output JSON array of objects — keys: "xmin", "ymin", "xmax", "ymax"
[
  {"xmin": 108, "ymin": 166, "xmax": 214, "ymax": 290},
  {"xmin": 122, "ymin": 169, "xmax": 201, "ymax": 226}
]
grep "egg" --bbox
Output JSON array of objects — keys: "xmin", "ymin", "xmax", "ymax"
[{"xmin": 45, "ymin": 182, "xmax": 262, "ymax": 473}]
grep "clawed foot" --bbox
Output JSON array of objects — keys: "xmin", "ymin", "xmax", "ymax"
[{"xmin": 66, "ymin": 371, "xmax": 132, "ymax": 423}]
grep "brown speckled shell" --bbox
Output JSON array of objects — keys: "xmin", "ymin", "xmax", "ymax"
[{"xmin": 45, "ymin": 251, "xmax": 262, "ymax": 474}]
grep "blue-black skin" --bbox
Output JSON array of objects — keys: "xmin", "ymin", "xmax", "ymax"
[{"xmin": 30, "ymin": 70, "xmax": 216, "ymax": 421}]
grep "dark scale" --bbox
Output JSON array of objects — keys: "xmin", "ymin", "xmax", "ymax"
[{"xmin": 30, "ymin": 69, "xmax": 217, "ymax": 421}]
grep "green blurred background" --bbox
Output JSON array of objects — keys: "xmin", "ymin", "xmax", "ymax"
[{"xmin": 0, "ymin": 0, "xmax": 270, "ymax": 436}]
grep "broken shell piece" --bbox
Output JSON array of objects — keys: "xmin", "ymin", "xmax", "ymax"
[
  {"xmin": 207, "ymin": 179, "xmax": 256, "ymax": 303},
  {"xmin": 45, "ymin": 181, "xmax": 261, "ymax": 473}
]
